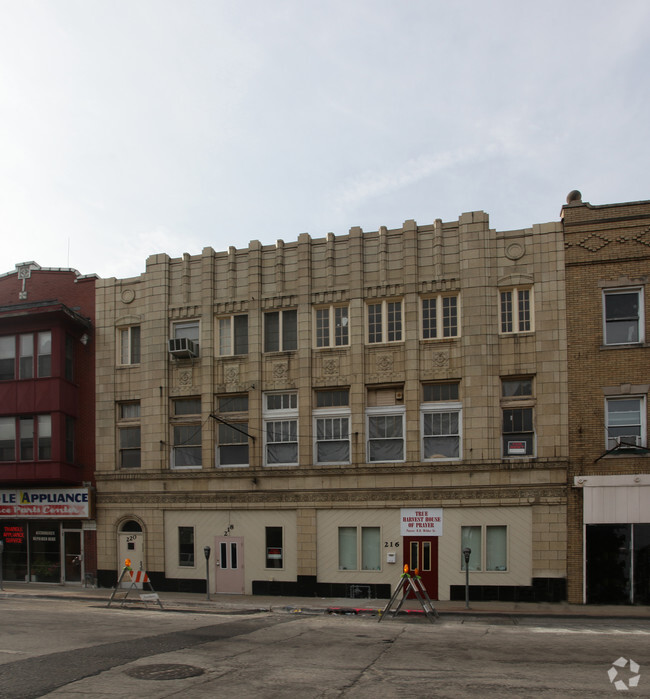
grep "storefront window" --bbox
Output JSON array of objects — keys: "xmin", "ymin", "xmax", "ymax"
[
  {"xmin": 1, "ymin": 522, "xmax": 28, "ymax": 581},
  {"xmin": 29, "ymin": 522, "xmax": 60, "ymax": 582}
]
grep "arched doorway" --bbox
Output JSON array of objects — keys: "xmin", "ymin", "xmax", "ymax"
[{"xmin": 117, "ymin": 519, "xmax": 144, "ymax": 583}]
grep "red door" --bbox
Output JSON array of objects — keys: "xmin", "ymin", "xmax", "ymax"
[{"xmin": 403, "ymin": 536, "xmax": 438, "ymax": 599}]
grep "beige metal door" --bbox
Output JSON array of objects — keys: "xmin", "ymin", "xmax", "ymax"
[{"xmin": 214, "ymin": 536, "xmax": 244, "ymax": 594}]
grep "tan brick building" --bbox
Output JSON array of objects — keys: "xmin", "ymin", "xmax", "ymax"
[
  {"xmin": 563, "ymin": 192, "xmax": 650, "ymax": 605},
  {"xmin": 95, "ymin": 211, "xmax": 568, "ymax": 601}
]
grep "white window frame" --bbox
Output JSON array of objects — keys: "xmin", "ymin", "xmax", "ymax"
[
  {"xmin": 314, "ymin": 305, "xmax": 349, "ymax": 348},
  {"xmin": 338, "ymin": 526, "xmax": 381, "ymax": 571},
  {"xmin": 605, "ymin": 395, "xmax": 646, "ymax": 450},
  {"xmin": 421, "ymin": 294, "xmax": 460, "ymax": 339},
  {"xmin": 117, "ymin": 401, "xmax": 141, "ymax": 469},
  {"xmin": 118, "ymin": 325, "xmax": 141, "ymax": 365},
  {"xmin": 216, "ymin": 422, "xmax": 250, "ymax": 467},
  {"xmin": 366, "ymin": 406, "xmax": 406, "ymax": 463},
  {"xmin": 366, "ymin": 300, "xmax": 403, "ymax": 344},
  {"xmin": 218, "ymin": 315, "xmax": 248, "ymax": 356},
  {"xmin": 421, "ymin": 401, "xmax": 462, "ymax": 461},
  {"xmin": 499, "ymin": 287, "xmax": 533, "ymax": 334},
  {"xmin": 171, "ymin": 397, "xmax": 202, "ymax": 470},
  {"xmin": 263, "ymin": 392, "xmax": 298, "ymax": 466},
  {"xmin": 313, "ymin": 407, "xmax": 351, "ymax": 465},
  {"xmin": 602, "ymin": 287, "xmax": 644, "ymax": 346},
  {"xmin": 461, "ymin": 525, "xmax": 508, "ymax": 572}
]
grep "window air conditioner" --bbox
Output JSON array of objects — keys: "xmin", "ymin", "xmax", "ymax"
[
  {"xmin": 168, "ymin": 337, "xmax": 198, "ymax": 358},
  {"xmin": 615, "ymin": 435, "xmax": 642, "ymax": 448}
]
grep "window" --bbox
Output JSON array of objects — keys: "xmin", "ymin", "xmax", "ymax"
[
  {"xmin": 178, "ymin": 527, "xmax": 195, "ymax": 567},
  {"xmin": 500, "ymin": 288, "xmax": 532, "ymax": 333},
  {"xmin": 264, "ymin": 310, "xmax": 297, "ymax": 352},
  {"xmin": 314, "ymin": 389, "xmax": 351, "ymax": 464},
  {"xmin": 1, "ymin": 333, "xmax": 52, "ymax": 379},
  {"xmin": 315, "ymin": 306, "xmax": 349, "ymax": 347},
  {"xmin": 606, "ymin": 397, "xmax": 646, "ymax": 449},
  {"xmin": 461, "ymin": 525, "xmax": 507, "ymax": 571},
  {"xmin": 502, "ymin": 378, "xmax": 535, "ymax": 456},
  {"xmin": 0, "ymin": 336, "xmax": 15, "ymax": 380},
  {"xmin": 173, "ymin": 320, "xmax": 200, "ymax": 355},
  {"xmin": 366, "ymin": 409, "xmax": 405, "ymax": 462},
  {"xmin": 315, "ymin": 389, "xmax": 349, "ymax": 408},
  {"xmin": 65, "ymin": 335, "xmax": 74, "ymax": 381},
  {"xmin": 215, "ymin": 394, "xmax": 249, "ymax": 467},
  {"xmin": 0, "ymin": 417, "xmax": 15, "ymax": 461},
  {"xmin": 217, "ymin": 423, "xmax": 249, "ymax": 466},
  {"xmin": 265, "ymin": 526, "xmax": 283, "ymax": 568},
  {"xmin": 19, "ymin": 334, "xmax": 33, "ymax": 379},
  {"xmin": 218, "ymin": 315, "xmax": 248, "ymax": 355},
  {"xmin": 0, "ymin": 415, "xmax": 51, "ymax": 462},
  {"xmin": 422, "ymin": 295, "xmax": 459, "ymax": 339},
  {"xmin": 603, "ymin": 288, "xmax": 644, "ymax": 345},
  {"xmin": 217, "ymin": 394, "xmax": 249, "ymax": 413},
  {"xmin": 421, "ymin": 382, "xmax": 461, "ymax": 460},
  {"xmin": 119, "ymin": 326, "xmax": 141, "ymax": 365},
  {"xmin": 263, "ymin": 392, "xmax": 298, "ymax": 466},
  {"xmin": 338, "ymin": 526, "xmax": 381, "ymax": 571},
  {"xmin": 65, "ymin": 416, "xmax": 75, "ymax": 463},
  {"xmin": 171, "ymin": 398, "xmax": 201, "ymax": 468},
  {"xmin": 118, "ymin": 402, "xmax": 141, "ymax": 469},
  {"xmin": 367, "ymin": 300, "xmax": 402, "ymax": 343},
  {"xmin": 37, "ymin": 331, "xmax": 52, "ymax": 377}
]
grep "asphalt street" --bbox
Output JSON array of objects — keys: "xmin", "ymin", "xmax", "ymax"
[{"xmin": 0, "ymin": 597, "xmax": 648, "ymax": 698}]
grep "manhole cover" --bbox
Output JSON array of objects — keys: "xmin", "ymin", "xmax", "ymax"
[{"xmin": 124, "ymin": 663, "xmax": 205, "ymax": 681}]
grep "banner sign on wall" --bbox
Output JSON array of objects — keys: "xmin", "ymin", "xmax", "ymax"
[
  {"xmin": 400, "ymin": 508, "xmax": 443, "ymax": 536},
  {"xmin": 0, "ymin": 488, "xmax": 92, "ymax": 518}
]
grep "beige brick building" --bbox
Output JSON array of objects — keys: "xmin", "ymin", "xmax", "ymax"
[
  {"xmin": 95, "ymin": 211, "xmax": 568, "ymax": 601},
  {"xmin": 563, "ymin": 192, "xmax": 650, "ymax": 605}
]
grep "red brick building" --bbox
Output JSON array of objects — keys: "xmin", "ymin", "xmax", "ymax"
[
  {"xmin": 563, "ymin": 193, "xmax": 650, "ymax": 604},
  {"xmin": 0, "ymin": 262, "xmax": 97, "ymax": 584}
]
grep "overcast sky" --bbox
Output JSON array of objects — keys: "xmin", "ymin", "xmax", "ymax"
[{"xmin": 1, "ymin": 1, "xmax": 649, "ymax": 280}]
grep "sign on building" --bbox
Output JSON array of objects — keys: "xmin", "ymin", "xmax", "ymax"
[{"xmin": 400, "ymin": 508, "xmax": 443, "ymax": 536}]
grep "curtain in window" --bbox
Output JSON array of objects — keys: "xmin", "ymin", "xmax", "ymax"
[
  {"xmin": 361, "ymin": 527, "xmax": 380, "ymax": 570},
  {"xmin": 423, "ymin": 411, "xmax": 459, "ymax": 458},
  {"xmin": 316, "ymin": 417, "xmax": 349, "ymax": 462},
  {"xmin": 461, "ymin": 526, "xmax": 482, "ymax": 571},
  {"xmin": 486, "ymin": 526, "xmax": 507, "ymax": 571},
  {"xmin": 338, "ymin": 527, "xmax": 357, "ymax": 570},
  {"xmin": 368, "ymin": 415, "xmax": 403, "ymax": 461}
]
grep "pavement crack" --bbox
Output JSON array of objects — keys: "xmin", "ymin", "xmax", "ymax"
[{"xmin": 335, "ymin": 627, "xmax": 405, "ymax": 697}]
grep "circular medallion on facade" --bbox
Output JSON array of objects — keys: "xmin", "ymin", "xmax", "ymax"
[
  {"xmin": 505, "ymin": 242, "xmax": 525, "ymax": 261},
  {"xmin": 121, "ymin": 288, "xmax": 135, "ymax": 304}
]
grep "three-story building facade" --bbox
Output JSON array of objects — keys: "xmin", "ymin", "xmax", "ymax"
[{"xmin": 95, "ymin": 212, "xmax": 568, "ymax": 601}]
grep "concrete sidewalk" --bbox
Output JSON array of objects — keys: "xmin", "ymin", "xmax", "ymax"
[{"xmin": 1, "ymin": 581, "xmax": 649, "ymax": 620}]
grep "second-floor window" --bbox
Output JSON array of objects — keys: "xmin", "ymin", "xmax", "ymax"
[
  {"xmin": 263, "ymin": 392, "xmax": 298, "ymax": 466},
  {"xmin": 315, "ymin": 306, "xmax": 349, "ymax": 347},
  {"xmin": 421, "ymin": 382, "xmax": 461, "ymax": 460},
  {"xmin": 264, "ymin": 310, "xmax": 297, "ymax": 352},
  {"xmin": 501, "ymin": 378, "xmax": 535, "ymax": 457},
  {"xmin": 215, "ymin": 394, "xmax": 249, "ymax": 467},
  {"xmin": 606, "ymin": 396, "xmax": 646, "ymax": 450},
  {"xmin": 314, "ymin": 389, "xmax": 350, "ymax": 464},
  {"xmin": 118, "ymin": 401, "xmax": 141, "ymax": 469},
  {"xmin": 171, "ymin": 397, "xmax": 202, "ymax": 469},
  {"xmin": 367, "ymin": 300, "xmax": 402, "ymax": 343},
  {"xmin": 0, "ymin": 415, "xmax": 51, "ymax": 462}
]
